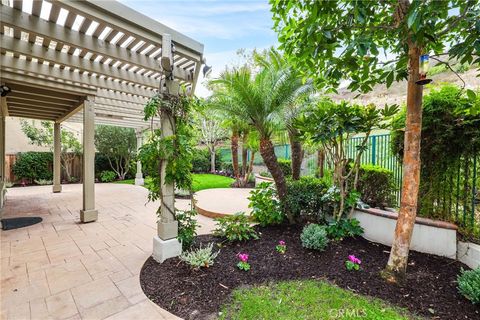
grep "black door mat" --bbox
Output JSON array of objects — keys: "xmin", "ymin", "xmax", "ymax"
[{"xmin": 1, "ymin": 217, "xmax": 43, "ymax": 230}]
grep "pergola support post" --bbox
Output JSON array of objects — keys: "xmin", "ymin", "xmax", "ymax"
[
  {"xmin": 134, "ymin": 130, "xmax": 144, "ymax": 186},
  {"xmin": 0, "ymin": 102, "xmax": 6, "ymax": 215},
  {"xmin": 80, "ymin": 98, "xmax": 98, "ymax": 222},
  {"xmin": 52, "ymin": 122, "xmax": 62, "ymax": 193},
  {"xmin": 152, "ymin": 34, "xmax": 182, "ymax": 263}
]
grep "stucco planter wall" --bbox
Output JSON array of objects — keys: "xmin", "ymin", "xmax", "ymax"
[
  {"xmin": 254, "ymin": 174, "xmax": 274, "ymax": 186},
  {"xmin": 353, "ymin": 208, "xmax": 457, "ymax": 259},
  {"xmin": 457, "ymin": 241, "xmax": 480, "ymax": 269}
]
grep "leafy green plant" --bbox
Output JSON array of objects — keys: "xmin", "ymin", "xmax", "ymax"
[
  {"xmin": 176, "ymin": 210, "xmax": 198, "ymax": 250},
  {"xmin": 214, "ymin": 213, "xmax": 259, "ymax": 242},
  {"xmin": 355, "ymin": 165, "xmax": 396, "ymax": 209},
  {"xmin": 326, "ymin": 219, "xmax": 364, "ymax": 241},
  {"xmin": 180, "ymin": 243, "xmax": 219, "ymax": 269},
  {"xmin": 284, "ymin": 176, "xmax": 329, "ymax": 222},
  {"xmin": 191, "ymin": 148, "xmax": 222, "ymax": 173},
  {"xmin": 259, "ymin": 171, "xmax": 272, "ymax": 178},
  {"xmin": 100, "ymin": 170, "xmax": 116, "ymax": 183},
  {"xmin": 296, "ymin": 99, "xmax": 398, "ymax": 220},
  {"xmin": 277, "ymin": 159, "xmax": 292, "ymax": 177},
  {"xmin": 34, "ymin": 179, "xmax": 52, "ymax": 185},
  {"xmin": 457, "ymin": 267, "xmax": 480, "ymax": 304},
  {"xmin": 248, "ymin": 182, "xmax": 284, "ymax": 226},
  {"xmin": 12, "ymin": 152, "xmax": 53, "ymax": 183},
  {"xmin": 300, "ymin": 224, "xmax": 329, "ymax": 251}
]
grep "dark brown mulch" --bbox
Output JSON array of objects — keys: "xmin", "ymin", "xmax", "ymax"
[{"xmin": 140, "ymin": 225, "xmax": 479, "ymax": 320}]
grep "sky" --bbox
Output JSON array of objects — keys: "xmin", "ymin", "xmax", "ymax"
[{"xmin": 119, "ymin": 0, "xmax": 278, "ymax": 97}]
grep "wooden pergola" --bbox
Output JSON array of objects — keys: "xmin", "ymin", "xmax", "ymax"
[{"xmin": 0, "ymin": 0, "xmax": 204, "ymax": 221}]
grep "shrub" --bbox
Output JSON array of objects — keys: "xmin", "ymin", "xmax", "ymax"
[
  {"xmin": 277, "ymin": 159, "xmax": 292, "ymax": 177},
  {"xmin": 12, "ymin": 152, "xmax": 53, "ymax": 183},
  {"xmin": 457, "ymin": 267, "xmax": 480, "ymax": 304},
  {"xmin": 220, "ymin": 161, "xmax": 234, "ymax": 176},
  {"xmin": 191, "ymin": 148, "xmax": 222, "ymax": 173},
  {"xmin": 34, "ymin": 179, "xmax": 52, "ymax": 185},
  {"xmin": 95, "ymin": 153, "xmax": 111, "ymax": 178},
  {"xmin": 259, "ymin": 171, "xmax": 272, "ymax": 178},
  {"xmin": 214, "ymin": 212, "xmax": 259, "ymax": 242},
  {"xmin": 100, "ymin": 170, "xmax": 116, "ymax": 182},
  {"xmin": 248, "ymin": 182, "xmax": 284, "ymax": 226},
  {"xmin": 300, "ymin": 224, "xmax": 329, "ymax": 251},
  {"xmin": 177, "ymin": 210, "xmax": 198, "ymax": 250},
  {"xmin": 284, "ymin": 176, "xmax": 329, "ymax": 222},
  {"xmin": 355, "ymin": 165, "xmax": 396, "ymax": 209},
  {"xmin": 180, "ymin": 243, "xmax": 219, "ymax": 269},
  {"xmin": 325, "ymin": 218, "xmax": 363, "ymax": 241}
]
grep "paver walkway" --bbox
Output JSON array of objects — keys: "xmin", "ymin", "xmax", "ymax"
[{"xmin": 1, "ymin": 183, "xmax": 216, "ymax": 320}]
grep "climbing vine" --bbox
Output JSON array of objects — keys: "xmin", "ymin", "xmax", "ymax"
[{"xmin": 138, "ymin": 91, "xmax": 196, "ymax": 217}]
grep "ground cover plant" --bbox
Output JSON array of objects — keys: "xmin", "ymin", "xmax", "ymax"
[
  {"xmin": 457, "ymin": 267, "xmax": 480, "ymax": 304},
  {"xmin": 140, "ymin": 225, "xmax": 479, "ymax": 319},
  {"xmin": 220, "ymin": 280, "xmax": 412, "ymax": 320}
]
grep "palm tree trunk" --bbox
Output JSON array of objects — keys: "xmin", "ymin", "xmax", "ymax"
[
  {"xmin": 259, "ymin": 137, "xmax": 290, "ymax": 220},
  {"xmin": 231, "ymin": 131, "xmax": 240, "ymax": 180},
  {"xmin": 241, "ymin": 133, "xmax": 248, "ymax": 177},
  {"xmin": 383, "ymin": 43, "xmax": 423, "ymax": 284},
  {"xmin": 289, "ymin": 129, "xmax": 303, "ymax": 180}
]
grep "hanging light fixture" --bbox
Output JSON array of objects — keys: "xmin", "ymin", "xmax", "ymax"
[{"xmin": 416, "ymin": 54, "xmax": 432, "ymax": 85}]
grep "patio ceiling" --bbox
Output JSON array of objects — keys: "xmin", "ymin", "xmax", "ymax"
[{"xmin": 0, "ymin": 0, "xmax": 204, "ymax": 128}]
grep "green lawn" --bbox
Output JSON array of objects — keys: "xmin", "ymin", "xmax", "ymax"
[
  {"xmin": 220, "ymin": 280, "xmax": 414, "ymax": 320},
  {"xmin": 114, "ymin": 173, "xmax": 234, "ymax": 192}
]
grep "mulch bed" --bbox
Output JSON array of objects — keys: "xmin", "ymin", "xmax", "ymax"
[{"xmin": 140, "ymin": 225, "xmax": 479, "ymax": 320}]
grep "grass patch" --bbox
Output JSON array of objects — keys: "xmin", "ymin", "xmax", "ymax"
[
  {"xmin": 220, "ymin": 280, "xmax": 414, "ymax": 320},
  {"xmin": 114, "ymin": 174, "xmax": 234, "ymax": 192},
  {"xmin": 191, "ymin": 174, "xmax": 234, "ymax": 192}
]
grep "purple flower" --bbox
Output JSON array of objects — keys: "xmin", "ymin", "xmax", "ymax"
[
  {"xmin": 237, "ymin": 253, "xmax": 249, "ymax": 262},
  {"xmin": 279, "ymin": 240, "xmax": 286, "ymax": 246}
]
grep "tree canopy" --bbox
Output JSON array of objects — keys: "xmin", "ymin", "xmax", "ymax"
[{"xmin": 271, "ymin": 0, "xmax": 480, "ymax": 93}]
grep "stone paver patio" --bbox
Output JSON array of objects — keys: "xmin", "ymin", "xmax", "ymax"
[{"xmin": 1, "ymin": 183, "xmax": 215, "ymax": 320}]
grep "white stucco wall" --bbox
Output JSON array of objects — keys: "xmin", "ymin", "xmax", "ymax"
[
  {"xmin": 457, "ymin": 241, "xmax": 480, "ymax": 269},
  {"xmin": 353, "ymin": 209, "xmax": 457, "ymax": 259}
]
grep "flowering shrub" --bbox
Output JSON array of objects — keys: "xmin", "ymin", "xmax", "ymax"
[
  {"xmin": 276, "ymin": 240, "xmax": 287, "ymax": 254},
  {"xmin": 237, "ymin": 253, "xmax": 251, "ymax": 271},
  {"xmin": 345, "ymin": 255, "xmax": 361, "ymax": 271}
]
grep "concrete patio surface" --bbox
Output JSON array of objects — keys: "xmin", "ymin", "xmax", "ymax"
[{"xmin": 0, "ymin": 183, "xmax": 216, "ymax": 320}]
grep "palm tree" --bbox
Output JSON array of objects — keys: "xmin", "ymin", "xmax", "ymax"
[
  {"xmin": 211, "ymin": 61, "xmax": 312, "ymax": 222},
  {"xmin": 254, "ymin": 49, "xmax": 314, "ymax": 180}
]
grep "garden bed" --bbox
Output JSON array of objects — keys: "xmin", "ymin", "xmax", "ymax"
[{"xmin": 140, "ymin": 225, "xmax": 479, "ymax": 320}]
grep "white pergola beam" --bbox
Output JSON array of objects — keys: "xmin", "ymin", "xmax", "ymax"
[{"xmin": 0, "ymin": 6, "xmax": 195, "ymax": 83}]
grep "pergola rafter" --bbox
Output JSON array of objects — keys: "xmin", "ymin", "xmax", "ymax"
[{"xmin": 0, "ymin": 0, "xmax": 204, "ymax": 127}]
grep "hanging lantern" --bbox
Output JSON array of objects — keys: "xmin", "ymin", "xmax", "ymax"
[{"xmin": 416, "ymin": 54, "xmax": 432, "ymax": 85}]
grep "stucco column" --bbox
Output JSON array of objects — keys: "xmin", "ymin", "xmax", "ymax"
[
  {"xmin": 134, "ymin": 131, "xmax": 144, "ymax": 186},
  {"xmin": 52, "ymin": 122, "xmax": 62, "ymax": 193},
  {"xmin": 152, "ymin": 34, "xmax": 182, "ymax": 263},
  {"xmin": 0, "ymin": 114, "xmax": 5, "ymax": 214},
  {"xmin": 80, "ymin": 98, "xmax": 98, "ymax": 222}
]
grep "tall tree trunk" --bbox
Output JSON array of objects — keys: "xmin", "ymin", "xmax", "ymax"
[
  {"xmin": 241, "ymin": 133, "xmax": 248, "ymax": 178},
  {"xmin": 231, "ymin": 131, "xmax": 240, "ymax": 180},
  {"xmin": 317, "ymin": 149, "xmax": 325, "ymax": 178},
  {"xmin": 289, "ymin": 129, "xmax": 303, "ymax": 180},
  {"xmin": 210, "ymin": 147, "xmax": 216, "ymax": 173},
  {"xmin": 259, "ymin": 137, "xmax": 291, "ymax": 221},
  {"xmin": 383, "ymin": 44, "xmax": 423, "ymax": 284}
]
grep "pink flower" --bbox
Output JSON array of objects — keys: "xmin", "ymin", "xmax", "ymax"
[
  {"xmin": 279, "ymin": 240, "xmax": 286, "ymax": 246},
  {"xmin": 237, "ymin": 253, "xmax": 249, "ymax": 262},
  {"xmin": 348, "ymin": 255, "xmax": 361, "ymax": 264}
]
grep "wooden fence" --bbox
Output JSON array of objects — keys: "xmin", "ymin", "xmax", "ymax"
[{"xmin": 5, "ymin": 153, "xmax": 83, "ymax": 183}]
